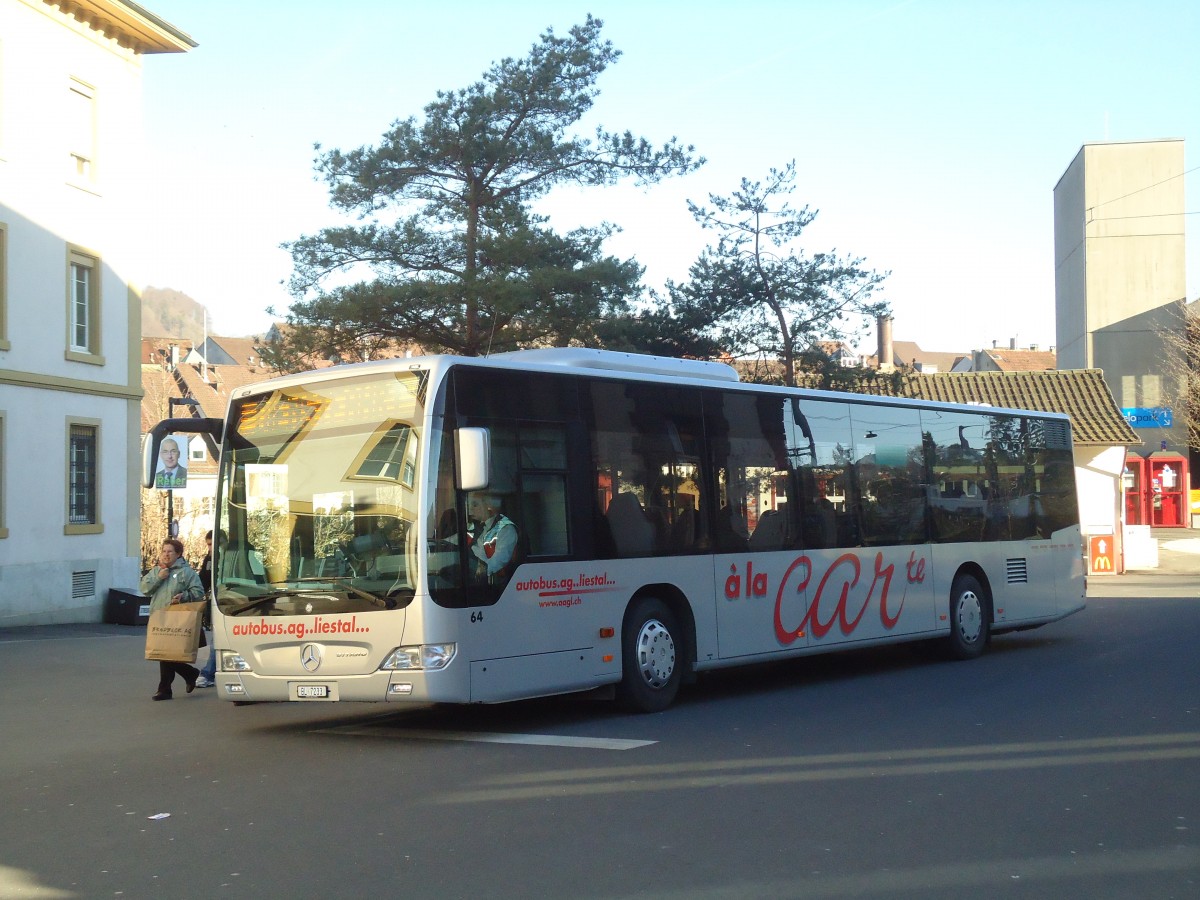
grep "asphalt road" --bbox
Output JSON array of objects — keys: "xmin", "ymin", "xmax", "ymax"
[{"xmin": 1, "ymin": 589, "xmax": 1197, "ymax": 899}]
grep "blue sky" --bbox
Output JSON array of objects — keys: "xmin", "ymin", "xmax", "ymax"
[{"xmin": 140, "ymin": 0, "xmax": 1198, "ymax": 355}]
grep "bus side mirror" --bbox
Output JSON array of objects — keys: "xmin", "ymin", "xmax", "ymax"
[
  {"xmin": 456, "ymin": 427, "xmax": 490, "ymax": 492},
  {"xmin": 141, "ymin": 417, "xmax": 225, "ymax": 488}
]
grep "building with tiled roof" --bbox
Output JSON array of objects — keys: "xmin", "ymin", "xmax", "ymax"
[
  {"xmin": 869, "ymin": 316, "xmax": 969, "ymax": 373},
  {"xmin": 887, "ymin": 340, "xmax": 968, "ymax": 373},
  {"xmin": 173, "ymin": 358, "xmax": 273, "ymax": 420},
  {"xmin": 971, "ymin": 346, "xmax": 1057, "ymax": 372},
  {"xmin": 141, "ymin": 336, "xmax": 195, "ymax": 366},
  {"xmin": 812, "ymin": 340, "xmax": 865, "ymax": 368},
  {"xmin": 188, "ymin": 335, "xmax": 267, "ymax": 369},
  {"xmin": 871, "ymin": 315, "xmax": 1062, "ymax": 374}
]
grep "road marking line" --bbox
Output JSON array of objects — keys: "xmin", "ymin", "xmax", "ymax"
[
  {"xmin": 317, "ymin": 726, "xmax": 656, "ymax": 750},
  {"xmin": 0, "ymin": 633, "xmax": 131, "ymax": 645}
]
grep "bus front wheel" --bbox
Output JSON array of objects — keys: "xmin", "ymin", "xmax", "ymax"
[
  {"xmin": 948, "ymin": 573, "xmax": 990, "ymax": 660},
  {"xmin": 617, "ymin": 598, "xmax": 681, "ymax": 713}
]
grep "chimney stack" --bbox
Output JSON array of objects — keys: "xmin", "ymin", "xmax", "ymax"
[{"xmin": 877, "ymin": 315, "xmax": 894, "ymax": 372}]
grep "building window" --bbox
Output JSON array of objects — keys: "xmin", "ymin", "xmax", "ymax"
[
  {"xmin": 69, "ymin": 79, "xmax": 97, "ymax": 185},
  {"xmin": 70, "ymin": 258, "xmax": 90, "ymax": 350},
  {"xmin": 0, "ymin": 39, "xmax": 6, "ymax": 156},
  {"xmin": 65, "ymin": 246, "xmax": 103, "ymax": 364},
  {"xmin": 0, "ymin": 412, "xmax": 7, "ymax": 539},
  {"xmin": 66, "ymin": 420, "xmax": 102, "ymax": 534},
  {"xmin": 0, "ymin": 222, "xmax": 7, "ymax": 351}
]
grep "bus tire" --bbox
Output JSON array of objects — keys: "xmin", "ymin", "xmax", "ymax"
[
  {"xmin": 947, "ymin": 573, "xmax": 990, "ymax": 660},
  {"xmin": 617, "ymin": 597, "xmax": 681, "ymax": 713}
]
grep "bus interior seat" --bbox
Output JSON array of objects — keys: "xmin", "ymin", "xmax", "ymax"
[
  {"xmin": 671, "ymin": 505, "xmax": 696, "ymax": 551},
  {"xmin": 606, "ymin": 492, "xmax": 656, "ymax": 557},
  {"xmin": 715, "ymin": 505, "xmax": 749, "ymax": 552},
  {"xmin": 222, "ymin": 541, "xmax": 268, "ymax": 585},
  {"xmin": 749, "ymin": 505, "xmax": 787, "ymax": 551},
  {"xmin": 644, "ymin": 504, "xmax": 670, "ymax": 553},
  {"xmin": 506, "ymin": 508, "xmax": 531, "ymax": 572},
  {"xmin": 798, "ymin": 494, "xmax": 837, "ymax": 549}
]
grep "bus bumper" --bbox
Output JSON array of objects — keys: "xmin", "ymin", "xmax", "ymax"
[{"xmin": 215, "ymin": 668, "xmax": 466, "ymax": 703}]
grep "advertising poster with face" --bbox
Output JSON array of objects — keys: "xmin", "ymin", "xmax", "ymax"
[{"xmin": 154, "ymin": 434, "xmax": 189, "ymax": 489}]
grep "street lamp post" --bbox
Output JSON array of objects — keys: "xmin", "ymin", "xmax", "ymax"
[{"xmin": 166, "ymin": 396, "xmax": 200, "ymax": 539}]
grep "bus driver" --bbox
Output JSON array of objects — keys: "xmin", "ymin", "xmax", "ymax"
[{"xmin": 467, "ymin": 493, "xmax": 518, "ymax": 584}]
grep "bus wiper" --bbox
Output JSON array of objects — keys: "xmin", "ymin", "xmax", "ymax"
[
  {"xmin": 287, "ymin": 576, "xmax": 390, "ymax": 609},
  {"xmin": 226, "ymin": 591, "xmax": 293, "ymax": 616}
]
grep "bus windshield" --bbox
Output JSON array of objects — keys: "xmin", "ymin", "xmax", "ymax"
[{"xmin": 214, "ymin": 370, "xmax": 428, "ymax": 616}]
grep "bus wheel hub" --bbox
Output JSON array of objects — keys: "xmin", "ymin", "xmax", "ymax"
[{"xmin": 636, "ymin": 619, "xmax": 676, "ymax": 689}]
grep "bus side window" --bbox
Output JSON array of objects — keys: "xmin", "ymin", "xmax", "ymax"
[
  {"xmin": 521, "ymin": 472, "xmax": 569, "ymax": 556},
  {"xmin": 511, "ymin": 425, "xmax": 570, "ymax": 561},
  {"xmin": 794, "ymin": 398, "xmax": 860, "ymax": 549},
  {"xmin": 588, "ymin": 380, "xmax": 706, "ymax": 559},
  {"xmin": 707, "ymin": 391, "xmax": 793, "ymax": 553}
]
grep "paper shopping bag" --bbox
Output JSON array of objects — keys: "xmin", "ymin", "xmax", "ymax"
[{"xmin": 144, "ymin": 601, "xmax": 205, "ymax": 663}]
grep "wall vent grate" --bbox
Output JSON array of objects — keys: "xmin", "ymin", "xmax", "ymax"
[{"xmin": 72, "ymin": 571, "xmax": 96, "ymax": 599}]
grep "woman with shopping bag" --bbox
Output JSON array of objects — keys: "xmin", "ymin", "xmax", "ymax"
[{"xmin": 140, "ymin": 538, "xmax": 205, "ymax": 701}]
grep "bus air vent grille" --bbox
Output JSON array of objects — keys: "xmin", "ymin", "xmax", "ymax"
[{"xmin": 1005, "ymin": 558, "xmax": 1028, "ymax": 584}]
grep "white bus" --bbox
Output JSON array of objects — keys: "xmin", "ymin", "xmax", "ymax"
[{"xmin": 145, "ymin": 349, "xmax": 1085, "ymax": 712}]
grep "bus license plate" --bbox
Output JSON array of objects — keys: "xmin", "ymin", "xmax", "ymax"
[{"xmin": 296, "ymin": 684, "xmax": 329, "ymax": 699}]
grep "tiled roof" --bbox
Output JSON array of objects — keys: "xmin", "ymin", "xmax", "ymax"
[
  {"xmin": 889, "ymin": 340, "xmax": 968, "ymax": 372},
  {"xmin": 141, "ymin": 336, "xmax": 194, "ymax": 365},
  {"xmin": 207, "ymin": 336, "xmax": 266, "ymax": 367},
  {"xmin": 174, "ymin": 362, "xmax": 276, "ymax": 420},
  {"xmin": 797, "ymin": 368, "xmax": 1139, "ymax": 447},
  {"xmin": 979, "ymin": 348, "xmax": 1058, "ymax": 371}
]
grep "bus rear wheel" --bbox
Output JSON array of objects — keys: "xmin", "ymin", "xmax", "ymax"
[
  {"xmin": 617, "ymin": 598, "xmax": 681, "ymax": 713},
  {"xmin": 948, "ymin": 573, "xmax": 990, "ymax": 660}
]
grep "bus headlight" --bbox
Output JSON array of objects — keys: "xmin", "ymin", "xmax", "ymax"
[
  {"xmin": 379, "ymin": 643, "xmax": 457, "ymax": 671},
  {"xmin": 220, "ymin": 651, "xmax": 252, "ymax": 672}
]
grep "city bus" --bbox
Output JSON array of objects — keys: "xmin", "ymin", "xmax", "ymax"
[{"xmin": 143, "ymin": 348, "xmax": 1085, "ymax": 712}]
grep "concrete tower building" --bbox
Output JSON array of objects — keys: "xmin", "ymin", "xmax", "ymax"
[{"xmin": 1054, "ymin": 139, "xmax": 1190, "ymax": 524}]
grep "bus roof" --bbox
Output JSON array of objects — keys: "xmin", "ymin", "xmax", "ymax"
[
  {"xmin": 228, "ymin": 348, "xmax": 738, "ymax": 400},
  {"xmin": 491, "ymin": 348, "xmax": 740, "ymax": 383},
  {"xmin": 230, "ymin": 349, "xmax": 1070, "ymax": 423}
]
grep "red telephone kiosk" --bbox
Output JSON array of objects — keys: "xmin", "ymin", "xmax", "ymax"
[
  {"xmin": 1148, "ymin": 451, "xmax": 1188, "ymax": 527},
  {"xmin": 1122, "ymin": 454, "xmax": 1149, "ymax": 525}
]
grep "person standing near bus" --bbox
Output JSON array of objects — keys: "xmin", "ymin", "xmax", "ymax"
[
  {"xmin": 468, "ymin": 493, "xmax": 518, "ymax": 584},
  {"xmin": 140, "ymin": 538, "xmax": 204, "ymax": 700},
  {"xmin": 194, "ymin": 530, "xmax": 220, "ymax": 688}
]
